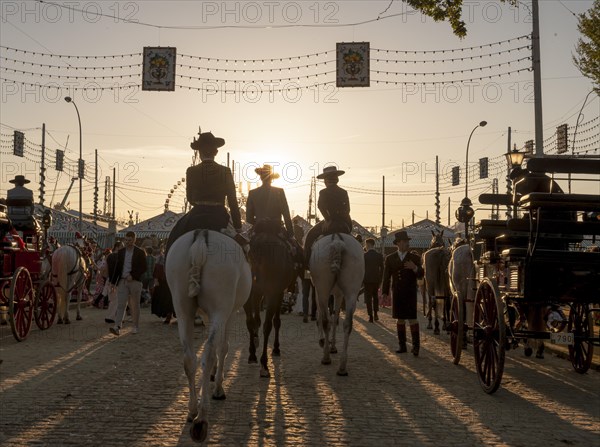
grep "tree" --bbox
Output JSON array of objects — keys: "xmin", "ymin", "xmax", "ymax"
[
  {"xmin": 403, "ymin": 0, "xmax": 517, "ymax": 38},
  {"xmin": 573, "ymin": 0, "xmax": 600, "ymax": 93}
]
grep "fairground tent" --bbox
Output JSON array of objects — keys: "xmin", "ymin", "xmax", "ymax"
[{"xmin": 381, "ymin": 219, "xmax": 456, "ymax": 252}]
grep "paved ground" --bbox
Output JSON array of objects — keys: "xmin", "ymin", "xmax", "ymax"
[{"xmin": 1, "ymin": 298, "xmax": 599, "ymax": 447}]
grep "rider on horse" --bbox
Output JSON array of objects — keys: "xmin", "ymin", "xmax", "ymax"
[
  {"xmin": 304, "ymin": 165, "xmax": 352, "ymax": 267},
  {"xmin": 166, "ymin": 127, "xmax": 242, "ymax": 251},
  {"xmin": 245, "ymin": 164, "xmax": 304, "ymax": 270}
]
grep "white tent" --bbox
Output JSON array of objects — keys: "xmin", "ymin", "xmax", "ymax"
[{"xmin": 120, "ymin": 210, "xmax": 183, "ymax": 239}]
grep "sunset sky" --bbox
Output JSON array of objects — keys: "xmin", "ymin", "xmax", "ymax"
[{"xmin": 1, "ymin": 1, "xmax": 598, "ymax": 231}]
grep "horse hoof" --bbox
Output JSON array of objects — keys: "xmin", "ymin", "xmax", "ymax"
[
  {"xmin": 330, "ymin": 347, "xmax": 338, "ymax": 354},
  {"xmin": 190, "ymin": 419, "xmax": 208, "ymax": 443},
  {"xmin": 524, "ymin": 347, "xmax": 533, "ymax": 357},
  {"xmin": 319, "ymin": 339, "xmax": 324, "ymax": 348},
  {"xmin": 321, "ymin": 358, "xmax": 331, "ymax": 365},
  {"xmin": 248, "ymin": 357, "xmax": 257, "ymax": 364},
  {"xmin": 337, "ymin": 370, "xmax": 348, "ymax": 376},
  {"xmin": 57, "ymin": 320, "xmax": 64, "ymax": 325},
  {"xmin": 272, "ymin": 349, "xmax": 280, "ymax": 357},
  {"xmin": 212, "ymin": 392, "xmax": 226, "ymax": 401},
  {"xmin": 210, "ymin": 375, "xmax": 215, "ymax": 382},
  {"xmin": 427, "ymin": 322, "xmax": 433, "ymax": 330},
  {"xmin": 259, "ymin": 368, "xmax": 271, "ymax": 378},
  {"xmin": 433, "ymin": 328, "xmax": 440, "ymax": 335},
  {"xmin": 64, "ymin": 320, "xmax": 71, "ymax": 325},
  {"xmin": 76, "ymin": 316, "xmax": 82, "ymax": 321}
]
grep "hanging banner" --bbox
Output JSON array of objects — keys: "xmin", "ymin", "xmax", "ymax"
[
  {"xmin": 336, "ymin": 42, "xmax": 370, "ymax": 87},
  {"xmin": 142, "ymin": 47, "xmax": 176, "ymax": 91}
]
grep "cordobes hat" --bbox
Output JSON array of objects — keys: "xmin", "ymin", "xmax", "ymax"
[
  {"xmin": 317, "ymin": 165, "xmax": 345, "ymax": 180},
  {"xmin": 393, "ymin": 231, "xmax": 411, "ymax": 244},
  {"xmin": 190, "ymin": 127, "xmax": 225, "ymax": 153},
  {"xmin": 255, "ymin": 164, "xmax": 280, "ymax": 180},
  {"xmin": 8, "ymin": 175, "xmax": 30, "ymax": 185}
]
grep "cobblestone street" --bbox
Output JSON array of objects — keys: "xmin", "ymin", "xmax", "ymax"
[{"xmin": 1, "ymin": 299, "xmax": 599, "ymax": 446}]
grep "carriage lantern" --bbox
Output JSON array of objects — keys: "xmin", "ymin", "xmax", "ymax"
[{"xmin": 505, "ymin": 147, "xmax": 526, "ymax": 170}]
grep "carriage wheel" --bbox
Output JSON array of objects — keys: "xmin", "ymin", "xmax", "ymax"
[
  {"xmin": 35, "ymin": 281, "xmax": 57, "ymax": 330},
  {"xmin": 9, "ymin": 267, "xmax": 34, "ymax": 342},
  {"xmin": 568, "ymin": 303, "xmax": 593, "ymax": 374},
  {"xmin": 473, "ymin": 278, "xmax": 505, "ymax": 394},
  {"xmin": 449, "ymin": 293, "xmax": 464, "ymax": 365}
]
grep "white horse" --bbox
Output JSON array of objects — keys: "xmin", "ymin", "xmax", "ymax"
[
  {"xmin": 166, "ymin": 229, "xmax": 252, "ymax": 444},
  {"xmin": 310, "ymin": 233, "xmax": 365, "ymax": 376},
  {"xmin": 51, "ymin": 245, "xmax": 88, "ymax": 324}
]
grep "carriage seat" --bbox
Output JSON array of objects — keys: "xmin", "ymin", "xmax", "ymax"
[
  {"xmin": 6, "ymin": 197, "xmax": 36, "ymax": 231},
  {"xmin": 519, "ymin": 193, "xmax": 600, "ymax": 212}
]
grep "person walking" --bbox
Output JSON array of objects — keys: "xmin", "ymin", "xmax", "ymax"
[
  {"xmin": 381, "ymin": 231, "xmax": 424, "ymax": 356},
  {"xmin": 108, "ymin": 231, "xmax": 147, "ymax": 335},
  {"xmin": 363, "ymin": 238, "xmax": 384, "ymax": 323}
]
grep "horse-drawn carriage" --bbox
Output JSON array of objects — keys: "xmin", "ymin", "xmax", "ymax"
[
  {"xmin": 0, "ymin": 203, "xmax": 57, "ymax": 341},
  {"xmin": 449, "ymin": 156, "xmax": 600, "ymax": 394}
]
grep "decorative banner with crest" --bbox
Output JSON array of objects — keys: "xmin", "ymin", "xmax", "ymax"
[
  {"xmin": 142, "ymin": 47, "xmax": 176, "ymax": 91},
  {"xmin": 336, "ymin": 42, "xmax": 370, "ymax": 87}
]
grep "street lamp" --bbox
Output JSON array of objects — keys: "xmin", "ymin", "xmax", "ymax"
[
  {"xmin": 64, "ymin": 96, "xmax": 83, "ymax": 233},
  {"xmin": 456, "ymin": 120, "xmax": 487, "ymax": 240},
  {"xmin": 505, "ymin": 146, "xmax": 526, "ymax": 217}
]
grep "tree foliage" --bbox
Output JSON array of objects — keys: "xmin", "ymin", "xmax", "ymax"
[
  {"xmin": 403, "ymin": 0, "xmax": 516, "ymax": 38},
  {"xmin": 573, "ymin": 0, "xmax": 600, "ymax": 93}
]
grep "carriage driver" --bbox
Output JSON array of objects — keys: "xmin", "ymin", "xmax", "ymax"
[
  {"xmin": 165, "ymin": 128, "xmax": 242, "ymax": 251},
  {"xmin": 245, "ymin": 164, "xmax": 304, "ymax": 268},
  {"xmin": 303, "ymin": 166, "xmax": 352, "ymax": 267}
]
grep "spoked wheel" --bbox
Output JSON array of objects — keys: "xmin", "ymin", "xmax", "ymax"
[
  {"xmin": 9, "ymin": 267, "xmax": 34, "ymax": 342},
  {"xmin": 35, "ymin": 281, "xmax": 57, "ymax": 330},
  {"xmin": 568, "ymin": 303, "xmax": 593, "ymax": 374},
  {"xmin": 473, "ymin": 278, "xmax": 505, "ymax": 394},
  {"xmin": 449, "ymin": 293, "xmax": 464, "ymax": 365}
]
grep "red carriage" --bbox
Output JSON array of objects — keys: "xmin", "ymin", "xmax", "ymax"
[
  {"xmin": 450, "ymin": 156, "xmax": 600, "ymax": 394},
  {"xmin": 1, "ymin": 204, "xmax": 57, "ymax": 341}
]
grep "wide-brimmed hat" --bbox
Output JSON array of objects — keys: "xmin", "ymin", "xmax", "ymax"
[
  {"xmin": 393, "ymin": 231, "xmax": 411, "ymax": 243},
  {"xmin": 190, "ymin": 130, "xmax": 225, "ymax": 152},
  {"xmin": 255, "ymin": 164, "xmax": 280, "ymax": 180},
  {"xmin": 317, "ymin": 166, "xmax": 345, "ymax": 179},
  {"xmin": 9, "ymin": 175, "xmax": 30, "ymax": 185}
]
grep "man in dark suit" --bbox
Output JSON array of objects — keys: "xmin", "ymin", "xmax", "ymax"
[
  {"xmin": 381, "ymin": 231, "xmax": 424, "ymax": 355},
  {"xmin": 166, "ymin": 129, "xmax": 242, "ymax": 251},
  {"xmin": 304, "ymin": 166, "xmax": 352, "ymax": 265},
  {"xmin": 363, "ymin": 238, "xmax": 384, "ymax": 323},
  {"xmin": 108, "ymin": 231, "xmax": 147, "ymax": 336}
]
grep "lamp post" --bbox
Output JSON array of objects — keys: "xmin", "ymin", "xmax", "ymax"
[
  {"xmin": 456, "ymin": 120, "xmax": 487, "ymax": 241},
  {"xmin": 64, "ymin": 96, "xmax": 83, "ymax": 233}
]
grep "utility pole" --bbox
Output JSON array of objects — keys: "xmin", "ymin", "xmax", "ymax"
[
  {"xmin": 532, "ymin": 0, "xmax": 544, "ymax": 156},
  {"xmin": 112, "ymin": 167, "xmax": 116, "ymax": 220},
  {"xmin": 435, "ymin": 156, "xmax": 440, "ymax": 224},
  {"xmin": 40, "ymin": 123, "xmax": 46, "ymax": 207},
  {"xmin": 381, "ymin": 175, "xmax": 385, "ymax": 235},
  {"xmin": 307, "ymin": 176, "xmax": 317, "ymax": 225},
  {"xmin": 94, "ymin": 149, "xmax": 98, "ymax": 229}
]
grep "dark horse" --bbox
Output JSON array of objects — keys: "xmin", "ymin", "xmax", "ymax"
[
  {"xmin": 243, "ymin": 220, "xmax": 298, "ymax": 378},
  {"xmin": 422, "ymin": 230, "xmax": 452, "ymax": 334}
]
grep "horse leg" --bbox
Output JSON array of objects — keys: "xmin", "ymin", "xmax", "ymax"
[
  {"xmin": 260, "ymin": 303, "xmax": 274, "ymax": 378},
  {"xmin": 337, "ymin": 295, "xmax": 356, "ymax": 376},
  {"xmin": 56, "ymin": 289, "xmax": 65, "ymax": 324},
  {"xmin": 212, "ymin": 318, "xmax": 230, "ymax": 400},
  {"xmin": 75, "ymin": 287, "xmax": 83, "ymax": 321},
  {"xmin": 272, "ymin": 295, "xmax": 282, "ymax": 357},
  {"xmin": 330, "ymin": 294, "xmax": 341, "ymax": 354},
  {"xmin": 191, "ymin": 320, "xmax": 219, "ymax": 443},
  {"xmin": 243, "ymin": 300, "xmax": 258, "ymax": 364},
  {"xmin": 176, "ymin": 311, "xmax": 199, "ymax": 424},
  {"xmin": 433, "ymin": 297, "xmax": 441, "ymax": 335},
  {"xmin": 316, "ymin": 288, "xmax": 332, "ymax": 366}
]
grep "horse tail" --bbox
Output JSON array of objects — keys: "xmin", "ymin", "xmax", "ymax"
[
  {"xmin": 329, "ymin": 234, "xmax": 345, "ymax": 276},
  {"xmin": 51, "ymin": 247, "xmax": 68, "ymax": 291},
  {"xmin": 188, "ymin": 230, "xmax": 209, "ymax": 298}
]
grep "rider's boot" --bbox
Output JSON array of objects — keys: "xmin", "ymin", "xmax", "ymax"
[
  {"xmin": 410, "ymin": 323, "xmax": 420, "ymax": 356},
  {"xmin": 396, "ymin": 323, "xmax": 407, "ymax": 353}
]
